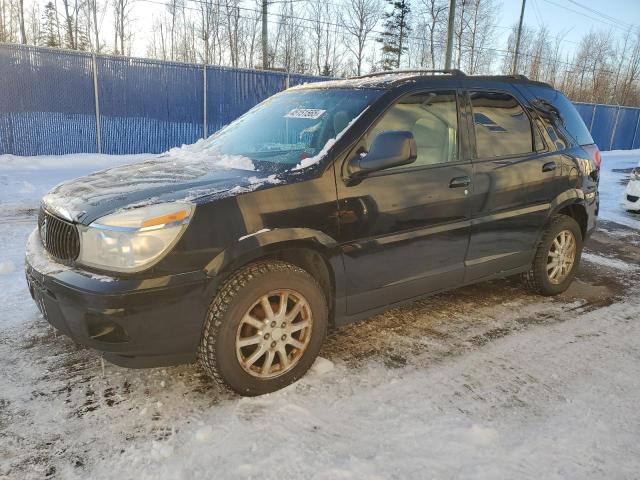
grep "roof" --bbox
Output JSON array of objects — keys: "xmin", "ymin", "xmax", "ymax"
[{"xmin": 290, "ymin": 69, "xmax": 552, "ymax": 90}]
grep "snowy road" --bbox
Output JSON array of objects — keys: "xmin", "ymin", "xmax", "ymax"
[{"xmin": 1, "ymin": 151, "xmax": 639, "ymax": 479}]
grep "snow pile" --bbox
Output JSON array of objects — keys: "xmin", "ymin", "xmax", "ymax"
[
  {"xmin": 166, "ymin": 139, "xmax": 255, "ymax": 171},
  {"xmin": 582, "ymin": 252, "xmax": 638, "ymax": 272}
]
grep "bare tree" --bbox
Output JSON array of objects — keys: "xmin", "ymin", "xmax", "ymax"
[
  {"xmin": 619, "ymin": 30, "xmax": 640, "ymax": 105},
  {"xmin": 84, "ymin": 0, "xmax": 105, "ymax": 51},
  {"xmin": 197, "ymin": 0, "xmax": 220, "ymax": 64},
  {"xmin": 113, "ymin": 0, "xmax": 133, "ymax": 54},
  {"xmin": 421, "ymin": 0, "xmax": 447, "ymax": 68},
  {"xmin": 340, "ymin": 0, "xmax": 381, "ymax": 76},
  {"xmin": 224, "ymin": 0, "xmax": 241, "ymax": 67},
  {"xmin": 18, "ymin": 0, "xmax": 26, "ymax": 43}
]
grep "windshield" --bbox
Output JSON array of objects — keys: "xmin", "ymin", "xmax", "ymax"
[{"xmin": 190, "ymin": 88, "xmax": 382, "ymax": 171}]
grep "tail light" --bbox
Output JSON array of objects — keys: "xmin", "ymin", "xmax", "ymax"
[{"xmin": 582, "ymin": 144, "xmax": 601, "ymax": 170}]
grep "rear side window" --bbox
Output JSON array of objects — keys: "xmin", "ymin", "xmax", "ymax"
[
  {"xmin": 469, "ymin": 91, "xmax": 534, "ymax": 158},
  {"xmin": 527, "ymin": 85, "xmax": 594, "ymax": 146}
]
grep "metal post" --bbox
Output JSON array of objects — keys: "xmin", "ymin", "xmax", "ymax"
[
  {"xmin": 630, "ymin": 108, "xmax": 640, "ymax": 149},
  {"xmin": 262, "ymin": 0, "xmax": 268, "ymax": 69},
  {"xmin": 91, "ymin": 53, "xmax": 101, "ymax": 154},
  {"xmin": 512, "ymin": 0, "xmax": 527, "ymax": 75},
  {"xmin": 609, "ymin": 105, "xmax": 621, "ymax": 151},
  {"xmin": 285, "ymin": 73, "xmax": 290, "ymax": 89},
  {"xmin": 589, "ymin": 103, "xmax": 596, "ymax": 132},
  {"xmin": 444, "ymin": 0, "xmax": 455, "ymax": 70},
  {"xmin": 203, "ymin": 65, "xmax": 208, "ymax": 137}
]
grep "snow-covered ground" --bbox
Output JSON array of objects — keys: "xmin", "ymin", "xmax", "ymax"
[
  {"xmin": 0, "ymin": 150, "xmax": 639, "ymax": 479},
  {"xmin": 0, "ymin": 153, "xmax": 154, "ymax": 216}
]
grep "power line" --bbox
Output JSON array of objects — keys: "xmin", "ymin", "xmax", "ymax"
[
  {"xmin": 539, "ymin": 0, "xmax": 633, "ymax": 33},
  {"xmin": 565, "ymin": 0, "xmax": 636, "ymax": 31}
]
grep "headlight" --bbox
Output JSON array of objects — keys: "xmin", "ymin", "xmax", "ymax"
[
  {"xmin": 633, "ymin": 167, "xmax": 640, "ymax": 181},
  {"xmin": 77, "ymin": 202, "xmax": 194, "ymax": 273}
]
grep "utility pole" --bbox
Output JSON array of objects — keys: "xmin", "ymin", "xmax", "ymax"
[
  {"xmin": 512, "ymin": 0, "xmax": 527, "ymax": 74},
  {"xmin": 262, "ymin": 0, "xmax": 268, "ymax": 69},
  {"xmin": 444, "ymin": 0, "xmax": 455, "ymax": 70}
]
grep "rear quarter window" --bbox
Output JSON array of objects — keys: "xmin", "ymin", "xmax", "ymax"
[{"xmin": 525, "ymin": 85, "xmax": 594, "ymax": 146}]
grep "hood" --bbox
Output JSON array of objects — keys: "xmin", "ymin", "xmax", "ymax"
[{"xmin": 42, "ymin": 151, "xmax": 281, "ymax": 225}]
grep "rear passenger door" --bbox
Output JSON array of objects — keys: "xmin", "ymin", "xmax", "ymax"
[{"xmin": 464, "ymin": 88, "xmax": 559, "ymax": 282}]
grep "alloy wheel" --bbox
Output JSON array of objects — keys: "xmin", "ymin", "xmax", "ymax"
[
  {"xmin": 235, "ymin": 289, "xmax": 312, "ymax": 379},
  {"xmin": 547, "ymin": 229, "xmax": 577, "ymax": 284}
]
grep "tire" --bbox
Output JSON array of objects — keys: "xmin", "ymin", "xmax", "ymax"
[
  {"xmin": 198, "ymin": 260, "xmax": 328, "ymax": 396},
  {"xmin": 521, "ymin": 214, "xmax": 583, "ymax": 296}
]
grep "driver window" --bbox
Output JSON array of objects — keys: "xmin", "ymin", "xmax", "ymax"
[{"xmin": 367, "ymin": 91, "xmax": 459, "ymax": 168}]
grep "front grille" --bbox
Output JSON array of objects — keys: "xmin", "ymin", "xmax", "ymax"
[
  {"xmin": 38, "ymin": 208, "xmax": 80, "ymax": 261},
  {"xmin": 627, "ymin": 194, "xmax": 639, "ymax": 203}
]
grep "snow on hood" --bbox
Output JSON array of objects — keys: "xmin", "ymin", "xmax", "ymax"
[{"xmin": 40, "ymin": 146, "xmax": 277, "ymax": 225}]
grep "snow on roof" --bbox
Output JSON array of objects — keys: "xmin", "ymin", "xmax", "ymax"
[{"xmin": 289, "ymin": 72, "xmax": 424, "ymax": 90}]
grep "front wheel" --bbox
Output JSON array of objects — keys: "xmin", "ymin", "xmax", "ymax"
[
  {"xmin": 198, "ymin": 261, "xmax": 328, "ymax": 396},
  {"xmin": 522, "ymin": 214, "xmax": 583, "ymax": 296}
]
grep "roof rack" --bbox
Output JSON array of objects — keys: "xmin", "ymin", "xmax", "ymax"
[{"xmin": 351, "ymin": 69, "xmax": 466, "ymax": 79}]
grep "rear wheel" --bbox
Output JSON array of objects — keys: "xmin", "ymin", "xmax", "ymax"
[
  {"xmin": 522, "ymin": 214, "xmax": 583, "ymax": 296},
  {"xmin": 198, "ymin": 261, "xmax": 328, "ymax": 396}
]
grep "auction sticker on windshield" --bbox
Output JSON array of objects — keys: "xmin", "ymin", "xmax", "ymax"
[{"xmin": 284, "ymin": 108, "xmax": 326, "ymax": 119}]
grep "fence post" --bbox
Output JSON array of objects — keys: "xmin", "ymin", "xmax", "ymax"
[
  {"xmin": 589, "ymin": 103, "xmax": 596, "ymax": 133},
  {"xmin": 91, "ymin": 53, "xmax": 102, "ymax": 154},
  {"xmin": 203, "ymin": 65, "xmax": 208, "ymax": 138},
  {"xmin": 609, "ymin": 105, "xmax": 621, "ymax": 151},
  {"xmin": 631, "ymin": 109, "xmax": 640, "ymax": 150}
]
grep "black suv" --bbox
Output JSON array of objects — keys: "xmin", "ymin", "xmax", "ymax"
[{"xmin": 25, "ymin": 70, "xmax": 600, "ymax": 395}]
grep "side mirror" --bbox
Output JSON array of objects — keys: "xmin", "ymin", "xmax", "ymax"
[{"xmin": 348, "ymin": 130, "xmax": 417, "ymax": 177}]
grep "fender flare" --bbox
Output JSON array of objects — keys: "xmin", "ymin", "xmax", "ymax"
[
  {"xmin": 534, "ymin": 189, "xmax": 589, "ymax": 247},
  {"xmin": 203, "ymin": 228, "xmax": 346, "ymax": 315}
]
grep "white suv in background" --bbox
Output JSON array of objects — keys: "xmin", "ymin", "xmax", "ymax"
[{"xmin": 623, "ymin": 163, "xmax": 640, "ymax": 212}]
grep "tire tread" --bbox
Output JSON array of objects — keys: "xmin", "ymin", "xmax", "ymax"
[{"xmin": 198, "ymin": 260, "xmax": 322, "ymax": 392}]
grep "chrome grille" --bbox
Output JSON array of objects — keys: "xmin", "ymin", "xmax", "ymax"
[{"xmin": 38, "ymin": 208, "xmax": 80, "ymax": 261}]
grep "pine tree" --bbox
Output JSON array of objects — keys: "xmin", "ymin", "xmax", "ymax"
[
  {"xmin": 377, "ymin": 0, "xmax": 411, "ymax": 70},
  {"xmin": 40, "ymin": 2, "xmax": 60, "ymax": 47}
]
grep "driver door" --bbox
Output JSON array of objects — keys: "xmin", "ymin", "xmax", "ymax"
[{"xmin": 336, "ymin": 89, "xmax": 473, "ymax": 315}]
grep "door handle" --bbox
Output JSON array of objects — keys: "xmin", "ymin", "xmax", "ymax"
[
  {"xmin": 449, "ymin": 176, "xmax": 471, "ymax": 188},
  {"xmin": 542, "ymin": 161, "xmax": 557, "ymax": 172}
]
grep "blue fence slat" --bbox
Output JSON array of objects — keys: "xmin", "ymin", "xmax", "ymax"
[
  {"xmin": 611, "ymin": 107, "xmax": 640, "ymax": 151},
  {"xmin": 0, "ymin": 45, "xmax": 97, "ymax": 155},
  {"xmin": 573, "ymin": 103, "xmax": 595, "ymax": 132},
  {"xmin": 590, "ymin": 105, "xmax": 618, "ymax": 150},
  {"xmin": 97, "ymin": 57, "xmax": 204, "ymax": 154},
  {"xmin": 206, "ymin": 66, "xmax": 286, "ymax": 135}
]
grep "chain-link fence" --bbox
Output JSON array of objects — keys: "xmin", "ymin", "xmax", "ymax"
[{"xmin": 2, "ymin": 43, "xmax": 639, "ymax": 156}]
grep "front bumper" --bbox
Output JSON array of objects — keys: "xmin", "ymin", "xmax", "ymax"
[{"xmin": 25, "ymin": 229, "xmax": 213, "ymax": 368}]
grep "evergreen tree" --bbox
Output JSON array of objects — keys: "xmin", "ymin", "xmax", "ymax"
[
  {"xmin": 40, "ymin": 2, "xmax": 60, "ymax": 47},
  {"xmin": 377, "ymin": 0, "xmax": 411, "ymax": 70}
]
